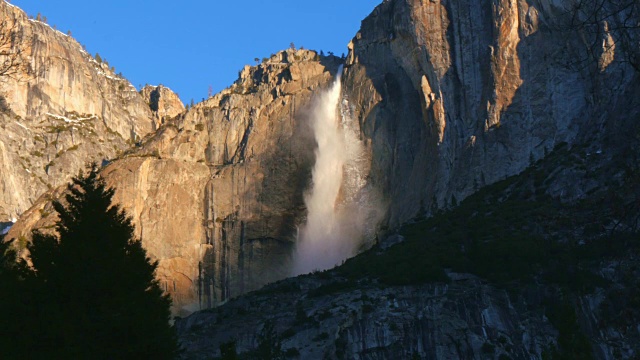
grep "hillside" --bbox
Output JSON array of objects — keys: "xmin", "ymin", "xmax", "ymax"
[
  {"xmin": 4, "ymin": 2, "xmax": 640, "ymax": 354},
  {"xmin": 176, "ymin": 138, "xmax": 640, "ymax": 358}
]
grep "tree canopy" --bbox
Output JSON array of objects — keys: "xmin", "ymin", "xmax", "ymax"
[{"xmin": 1, "ymin": 164, "xmax": 179, "ymax": 359}]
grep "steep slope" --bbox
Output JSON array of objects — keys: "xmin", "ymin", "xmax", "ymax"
[
  {"xmin": 8, "ymin": 0, "xmax": 640, "ymax": 319},
  {"xmin": 0, "ymin": 1, "xmax": 157, "ymax": 222},
  {"xmin": 172, "ymin": 2, "xmax": 640, "ymax": 356},
  {"xmin": 342, "ymin": 0, "xmax": 639, "ymax": 226},
  {"xmin": 104, "ymin": 51, "xmax": 343, "ymax": 315},
  {"xmin": 175, "ymin": 137, "xmax": 640, "ymax": 359},
  {"xmin": 8, "ymin": 50, "xmax": 344, "ymax": 315}
]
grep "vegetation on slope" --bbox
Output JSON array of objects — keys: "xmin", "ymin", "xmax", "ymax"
[
  {"xmin": 343, "ymin": 146, "xmax": 632, "ymax": 284},
  {"xmin": 337, "ymin": 142, "xmax": 640, "ymax": 358}
]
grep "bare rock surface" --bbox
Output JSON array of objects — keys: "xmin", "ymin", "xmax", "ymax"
[
  {"xmin": 8, "ymin": 0, "xmax": 640, "ymax": 323},
  {"xmin": 0, "ymin": 1, "xmax": 155, "ymax": 222},
  {"xmin": 176, "ymin": 274, "xmax": 557, "ymax": 359},
  {"xmin": 342, "ymin": 0, "xmax": 637, "ymax": 226},
  {"xmin": 8, "ymin": 49, "xmax": 343, "ymax": 316},
  {"xmin": 139, "ymin": 84, "xmax": 185, "ymax": 123}
]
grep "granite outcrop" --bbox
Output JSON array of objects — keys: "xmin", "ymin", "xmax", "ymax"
[{"xmin": 0, "ymin": 1, "xmax": 156, "ymax": 222}]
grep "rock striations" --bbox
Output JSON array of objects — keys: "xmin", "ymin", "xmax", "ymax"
[
  {"xmin": 0, "ymin": 1, "xmax": 159, "ymax": 222},
  {"xmin": 102, "ymin": 51, "xmax": 342, "ymax": 315},
  {"xmin": 176, "ymin": 275, "xmax": 558, "ymax": 359},
  {"xmin": 342, "ymin": 0, "xmax": 637, "ymax": 227},
  {"xmin": 6, "ymin": 0, "xmax": 640, "ymax": 332},
  {"xmin": 9, "ymin": 48, "xmax": 343, "ymax": 315}
]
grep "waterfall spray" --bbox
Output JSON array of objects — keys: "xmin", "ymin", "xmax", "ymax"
[{"xmin": 292, "ymin": 66, "xmax": 363, "ymax": 275}]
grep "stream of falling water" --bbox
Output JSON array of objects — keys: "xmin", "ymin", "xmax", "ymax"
[{"xmin": 292, "ymin": 66, "xmax": 373, "ymax": 275}]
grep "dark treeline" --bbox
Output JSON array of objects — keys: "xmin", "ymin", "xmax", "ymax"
[{"xmin": 0, "ymin": 164, "xmax": 179, "ymax": 359}]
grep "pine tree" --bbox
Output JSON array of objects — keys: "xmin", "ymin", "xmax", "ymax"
[
  {"xmin": 256, "ymin": 320, "xmax": 283, "ymax": 359},
  {"xmin": 0, "ymin": 239, "xmax": 33, "ymax": 358},
  {"xmin": 220, "ymin": 340, "xmax": 239, "ymax": 360},
  {"xmin": 26, "ymin": 163, "xmax": 179, "ymax": 358}
]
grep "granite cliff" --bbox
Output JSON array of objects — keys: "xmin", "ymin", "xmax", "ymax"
[
  {"xmin": 174, "ymin": 0, "xmax": 640, "ymax": 357},
  {"xmin": 0, "ymin": 1, "xmax": 163, "ymax": 223},
  {"xmin": 8, "ymin": 49, "xmax": 344, "ymax": 315},
  {"xmin": 177, "ymin": 275, "xmax": 559, "ymax": 359},
  {"xmin": 176, "ymin": 133, "xmax": 640, "ymax": 359},
  {"xmin": 341, "ymin": 0, "xmax": 638, "ymax": 227},
  {"xmin": 140, "ymin": 84, "xmax": 185, "ymax": 123},
  {"xmin": 7, "ymin": 0, "xmax": 640, "ymax": 344}
]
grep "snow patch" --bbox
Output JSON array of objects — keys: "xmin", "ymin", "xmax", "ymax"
[
  {"xmin": 46, "ymin": 113, "xmax": 94, "ymax": 123},
  {"xmin": 14, "ymin": 121, "xmax": 30, "ymax": 131},
  {"xmin": 27, "ymin": 18, "xmax": 64, "ymax": 36},
  {"xmin": 96, "ymin": 71, "xmax": 123, "ymax": 81}
]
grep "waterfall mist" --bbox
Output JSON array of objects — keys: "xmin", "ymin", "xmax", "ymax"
[{"xmin": 292, "ymin": 67, "xmax": 383, "ymax": 276}]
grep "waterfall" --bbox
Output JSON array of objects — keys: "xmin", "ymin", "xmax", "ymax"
[{"xmin": 292, "ymin": 66, "xmax": 377, "ymax": 276}]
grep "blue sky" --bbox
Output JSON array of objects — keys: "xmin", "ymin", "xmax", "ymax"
[{"xmin": 11, "ymin": 1, "xmax": 380, "ymax": 105}]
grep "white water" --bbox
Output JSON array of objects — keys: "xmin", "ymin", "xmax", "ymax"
[{"xmin": 292, "ymin": 67, "xmax": 380, "ymax": 275}]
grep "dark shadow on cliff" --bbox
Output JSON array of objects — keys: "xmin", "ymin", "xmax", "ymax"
[
  {"xmin": 149, "ymin": 87, "xmax": 160, "ymax": 112},
  {"xmin": 257, "ymin": 101, "xmax": 316, "ymax": 240},
  {"xmin": 341, "ymin": 0, "xmax": 442, "ymax": 227},
  {"xmin": 197, "ymin": 85, "xmax": 332, "ymax": 309},
  {"xmin": 341, "ymin": 1, "xmax": 640, "ymax": 358},
  {"xmin": 481, "ymin": 0, "xmax": 640, "ymax": 197},
  {"xmin": 343, "ymin": 0, "xmax": 638, "ymax": 227},
  {"xmin": 317, "ymin": 54, "xmax": 345, "ymax": 77}
]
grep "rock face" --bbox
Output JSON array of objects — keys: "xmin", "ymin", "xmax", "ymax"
[
  {"xmin": 174, "ymin": 129, "xmax": 640, "ymax": 358},
  {"xmin": 8, "ymin": 49, "xmax": 344, "ymax": 315},
  {"xmin": 342, "ymin": 0, "xmax": 638, "ymax": 227},
  {"xmin": 176, "ymin": 275, "xmax": 558, "ymax": 359},
  {"xmin": 107, "ymin": 51, "xmax": 342, "ymax": 315},
  {"xmin": 139, "ymin": 85, "xmax": 185, "ymax": 123},
  {"xmin": 8, "ymin": 0, "xmax": 640, "ymax": 319},
  {"xmin": 0, "ymin": 1, "xmax": 155, "ymax": 222}
]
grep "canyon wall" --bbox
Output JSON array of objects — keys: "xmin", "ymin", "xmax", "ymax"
[
  {"xmin": 139, "ymin": 84, "xmax": 185, "ymax": 123},
  {"xmin": 342, "ymin": 0, "xmax": 637, "ymax": 226},
  {"xmin": 0, "ymin": 1, "xmax": 158, "ymax": 222},
  {"xmin": 9, "ymin": 49, "xmax": 343, "ymax": 315},
  {"xmin": 8, "ymin": 0, "xmax": 639, "ymax": 317},
  {"xmin": 106, "ymin": 51, "xmax": 342, "ymax": 315}
]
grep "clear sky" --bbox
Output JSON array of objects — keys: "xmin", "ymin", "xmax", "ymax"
[{"xmin": 10, "ymin": 0, "xmax": 381, "ymax": 105}]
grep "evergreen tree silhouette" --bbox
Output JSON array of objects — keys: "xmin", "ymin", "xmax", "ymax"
[
  {"xmin": 0, "ymin": 238, "xmax": 34, "ymax": 358},
  {"xmin": 220, "ymin": 340, "xmax": 239, "ymax": 360},
  {"xmin": 26, "ymin": 163, "xmax": 179, "ymax": 359},
  {"xmin": 256, "ymin": 320, "xmax": 283, "ymax": 360}
]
